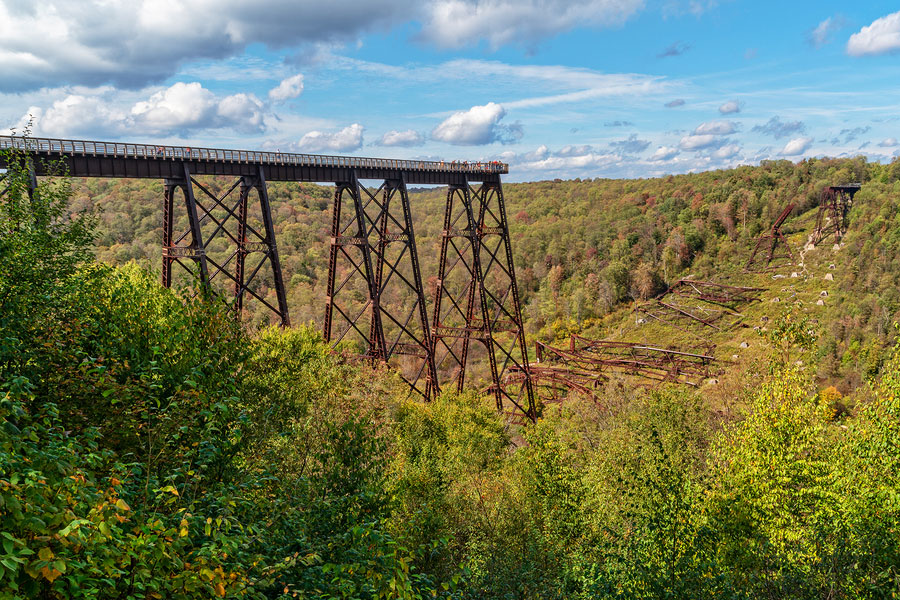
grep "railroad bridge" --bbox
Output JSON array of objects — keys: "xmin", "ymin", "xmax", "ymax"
[{"xmin": 0, "ymin": 136, "xmax": 535, "ymax": 422}]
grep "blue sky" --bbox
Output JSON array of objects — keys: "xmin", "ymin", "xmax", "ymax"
[{"xmin": 1, "ymin": 1, "xmax": 899, "ymax": 181}]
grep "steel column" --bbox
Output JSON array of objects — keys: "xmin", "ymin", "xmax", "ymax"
[
  {"xmin": 242, "ymin": 166, "xmax": 290, "ymax": 326},
  {"xmin": 161, "ymin": 165, "xmax": 209, "ymax": 289}
]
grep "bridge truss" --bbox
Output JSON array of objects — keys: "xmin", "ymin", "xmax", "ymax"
[{"xmin": 0, "ymin": 135, "xmax": 535, "ymax": 422}]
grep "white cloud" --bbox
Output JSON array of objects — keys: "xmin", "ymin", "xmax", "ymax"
[
  {"xmin": 752, "ymin": 116, "xmax": 805, "ymax": 139},
  {"xmin": 809, "ymin": 16, "xmax": 844, "ymax": 48},
  {"xmin": 431, "ymin": 102, "xmax": 522, "ymax": 145},
  {"xmin": 376, "ymin": 129, "xmax": 425, "ymax": 147},
  {"xmin": 216, "ymin": 93, "xmax": 266, "ymax": 133},
  {"xmin": 329, "ymin": 56, "xmax": 670, "ymax": 111},
  {"xmin": 693, "ymin": 120, "xmax": 736, "ymax": 135},
  {"xmin": 609, "ymin": 134, "xmax": 650, "ymax": 154},
  {"xmin": 649, "ymin": 146, "xmax": 679, "ymax": 161},
  {"xmin": 679, "ymin": 134, "xmax": 721, "ymax": 151},
  {"xmin": 878, "ymin": 138, "xmax": 898, "ymax": 147},
  {"xmin": 418, "ymin": 0, "xmax": 644, "ymax": 49},
  {"xmin": 518, "ymin": 151, "xmax": 621, "ymax": 171},
  {"xmin": 712, "ymin": 143, "xmax": 741, "ymax": 159},
  {"xmin": 296, "ymin": 123, "xmax": 364, "ymax": 152},
  {"xmin": 718, "ymin": 100, "xmax": 741, "ymax": 114},
  {"xmin": 31, "ymin": 96, "xmax": 123, "ymax": 138},
  {"xmin": 781, "ymin": 137, "xmax": 813, "ymax": 156},
  {"xmin": 522, "ymin": 145, "xmax": 551, "ymax": 161},
  {"xmin": 268, "ymin": 74, "xmax": 304, "ymax": 103},
  {"xmin": 557, "ymin": 144, "xmax": 595, "ymax": 157},
  {"xmin": 0, "ymin": 0, "xmax": 416, "ymax": 91},
  {"xmin": 847, "ymin": 11, "xmax": 900, "ymax": 56},
  {"xmin": 20, "ymin": 81, "xmax": 269, "ymax": 137},
  {"xmin": 130, "ymin": 82, "xmax": 218, "ymax": 133}
]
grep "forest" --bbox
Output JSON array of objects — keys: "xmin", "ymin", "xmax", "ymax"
[{"xmin": 3, "ymin": 143, "xmax": 900, "ymax": 598}]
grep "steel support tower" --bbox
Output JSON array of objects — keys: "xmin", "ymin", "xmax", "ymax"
[
  {"xmin": 428, "ymin": 180, "xmax": 535, "ymax": 422},
  {"xmin": 813, "ymin": 184, "xmax": 860, "ymax": 245},
  {"xmin": 323, "ymin": 173, "xmax": 437, "ymax": 399}
]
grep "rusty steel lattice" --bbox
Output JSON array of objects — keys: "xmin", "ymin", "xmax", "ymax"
[
  {"xmin": 508, "ymin": 336, "xmax": 717, "ymax": 408},
  {"xmin": 429, "ymin": 180, "xmax": 535, "ymax": 422},
  {"xmin": 161, "ymin": 164, "xmax": 290, "ymax": 326},
  {"xmin": 813, "ymin": 184, "xmax": 860, "ymax": 245},
  {"xmin": 745, "ymin": 203, "xmax": 795, "ymax": 271},
  {"xmin": 323, "ymin": 174, "xmax": 437, "ymax": 399},
  {"xmin": 669, "ymin": 279, "xmax": 765, "ymax": 307},
  {"xmin": 569, "ymin": 336, "xmax": 716, "ymax": 387},
  {"xmin": 637, "ymin": 299, "xmax": 742, "ymax": 336}
]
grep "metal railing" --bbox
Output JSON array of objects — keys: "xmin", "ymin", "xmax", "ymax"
[{"xmin": 0, "ymin": 135, "xmax": 508, "ymax": 174}]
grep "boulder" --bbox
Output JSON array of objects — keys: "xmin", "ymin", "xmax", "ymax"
[
  {"xmin": 771, "ymin": 297, "xmax": 781, "ymax": 303},
  {"xmin": 791, "ymin": 272, "xmax": 799, "ymax": 278},
  {"xmin": 636, "ymin": 318, "xmax": 647, "ymax": 325},
  {"xmin": 820, "ymin": 290, "xmax": 828, "ymax": 297},
  {"xmin": 739, "ymin": 341, "xmax": 750, "ymax": 349},
  {"xmin": 816, "ymin": 299, "xmax": 825, "ymax": 306},
  {"xmin": 824, "ymin": 272, "xmax": 834, "ymax": 281}
]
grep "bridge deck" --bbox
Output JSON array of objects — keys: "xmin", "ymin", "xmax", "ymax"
[{"xmin": 0, "ymin": 135, "xmax": 507, "ymax": 185}]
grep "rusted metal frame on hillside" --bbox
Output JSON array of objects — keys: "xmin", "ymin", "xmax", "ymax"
[
  {"xmin": 428, "ymin": 180, "xmax": 536, "ymax": 421},
  {"xmin": 745, "ymin": 203, "xmax": 795, "ymax": 271},
  {"xmin": 572, "ymin": 337, "xmax": 715, "ymax": 386},
  {"xmin": 505, "ymin": 364, "xmax": 604, "ymax": 406},
  {"xmin": 669, "ymin": 279, "xmax": 765, "ymax": 306},
  {"xmin": 812, "ymin": 185, "xmax": 859, "ymax": 246},
  {"xmin": 571, "ymin": 335, "xmax": 716, "ymax": 363},
  {"xmin": 511, "ymin": 342, "xmax": 605, "ymax": 407},
  {"xmin": 541, "ymin": 337, "xmax": 713, "ymax": 387},
  {"xmin": 429, "ymin": 184, "xmax": 478, "ymax": 398},
  {"xmin": 647, "ymin": 300, "xmax": 722, "ymax": 330}
]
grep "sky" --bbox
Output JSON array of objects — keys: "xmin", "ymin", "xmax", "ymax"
[{"xmin": 1, "ymin": 1, "xmax": 899, "ymax": 182}]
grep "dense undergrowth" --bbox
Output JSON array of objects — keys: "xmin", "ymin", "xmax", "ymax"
[{"xmin": 3, "ymin": 148, "xmax": 900, "ymax": 598}]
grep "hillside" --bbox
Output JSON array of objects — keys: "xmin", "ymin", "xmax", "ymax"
[{"xmin": 76, "ymin": 156, "xmax": 900, "ymax": 399}]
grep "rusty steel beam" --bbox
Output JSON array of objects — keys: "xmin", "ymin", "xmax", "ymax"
[
  {"xmin": 516, "ymin": 334, "xmax": 718, "ymax": 409},
  {"xmin": 669, "ymin": 279, "xmax": 765, "ymax": 306}
]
